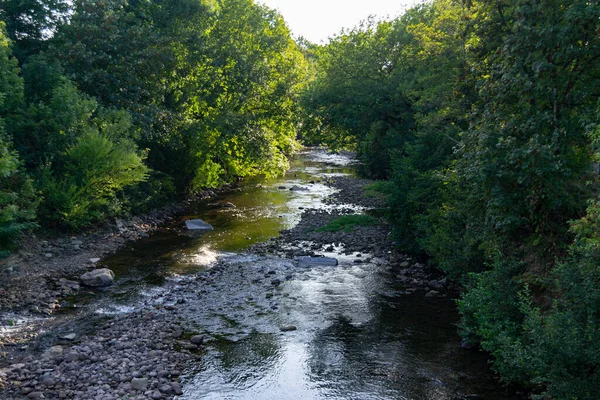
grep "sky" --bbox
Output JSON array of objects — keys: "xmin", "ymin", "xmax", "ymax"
[{"xmin": 258, "ymin": 0, "xmax": 424, "ymax": 43}]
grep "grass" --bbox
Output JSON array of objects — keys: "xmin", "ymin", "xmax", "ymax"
[
  {"xmin": 317, "ymin": 214, "xmax": 378, "ymax": 232},
  {"xmin": 363, "ymin": 181, "xmax": 394, "ymax": 199}
]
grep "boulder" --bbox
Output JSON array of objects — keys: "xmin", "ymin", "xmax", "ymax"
[
  {"xmin": 280, "ymin": 325, "xmax": 297, "ymax": 332},
  {"xmin": 295, "ymin": 256, "xmax": 338, "ymax": 267},
  {"xmin": 80, "ymin": 268, "xmax": 115, "ymax": 287},
  {"xmin": 184, "ymin": 219, "xmax": 213, "ymax": 231}
]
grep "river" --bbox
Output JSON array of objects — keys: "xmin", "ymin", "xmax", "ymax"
[{"xmin": 6, "ymin": 150, "xmax": 519, "ymax": 400}]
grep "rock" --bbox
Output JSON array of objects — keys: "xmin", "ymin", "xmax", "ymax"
[
  {"xmin": 425, "ymin": 290, "xmax": 440, "ymax": 298},
  {"xmin": 43, "ymin": 345, "xmax": 64, "ymax": 358},
  {"xmin": 278, "ymin": 186, "xmax": 287, "ymax": 190},
  {"xmin": 400, "ymin": 261, "xmax": 410, "ymax": 267},
  {"xmin": 131, "ymin": 377, "xmax": 149, "ymax": 391},
  {"xmin": 41, "ymin": 375, "xmax": 55, "ymax": 386},
  {"xmin": 21, "ymin": 387, "xmax": 33, "ymax": 395},
  {"xmin": 295, "ymin": 256, "xmax": 338, "ymax": 267},
  {"xmin": 151, "ymin": 391, "xmax": 164, "ymax": 399},
  {"xmin": 428, "ymin": 280, "xmax": 444, "ymax": 289},
  {"xmin": 190, "ymin": 335, "xmax": 204, "ymax": 345},
  {"xmin": 280, "ymin": 325, "xmax": 297, "ymax": 332},
  {"xmin": 65, "ymin": 351, "xmax": 80, "ymax": 362},
  {"xmin": 60, "ymin": 333, "xmax": 77, "ymax": 341},
  {"xmin": 159, "ymin": 384, "xmax": 172, "ymax": 394},
  {"xmin": 58, "ymin": 278, "xmax": 80, "ymax": 291},
  {"xmin": 89, "ymin": 258, "xmax": 101, "ymax": 264},
  {"xmin": 289, "ymin": 185, "xmax": 309, "ymax": 191},
  {"xmin": 184, "ymin": 219, "xmax": 213, "ymax": 231},
  {"xmin": 271, "ymin": 279, "xmax": 282, "ymax": 286},
  {"xmin": 182, "ymin": 343, "xmax": 198, "ymax": 351},
  {"xmin": 223, "ymin": 202, "xmax": 236, "ymax": 208},
  {"xmin": 171, "ymin": 383, "xmax": 183, "ymax": 395},
  {"xmin": 80, "ymin": 268, "xmax": 115, "ymax": 287}
]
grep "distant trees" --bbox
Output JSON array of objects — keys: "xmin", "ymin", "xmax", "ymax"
[{"xmin": 302, "ymin": 0, "xmax": 600, "ymax": 397}]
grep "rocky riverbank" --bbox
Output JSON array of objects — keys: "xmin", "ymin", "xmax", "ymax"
[
  {"xmin": 0, "ymin": 204, "xmax": 188, "ymax": 316},
  {"xmin": 0, "ymin": 168, "xmax": 456, "ymax": 400}
]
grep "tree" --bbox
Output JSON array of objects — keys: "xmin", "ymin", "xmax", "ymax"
[
  {"xmin": 0, "ymin": 23, "xmax": 37, "ymax": 255},
  {"xmin": 0, "ymin": 0, "xmax": 70, "ymax": 61}
]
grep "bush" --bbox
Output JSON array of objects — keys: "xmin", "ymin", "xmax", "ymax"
[
  {"xmin": 457, "ymin": 256, "xmax": 531, "ymax": 384},
  {"xmin": 38, "ymin": 130, "xmax": 149, "ymax": 228}
]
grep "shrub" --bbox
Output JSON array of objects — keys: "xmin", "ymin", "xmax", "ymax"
[{"xmin": 39, "ymin": 130, "xmax": 149, "ymax": 228}]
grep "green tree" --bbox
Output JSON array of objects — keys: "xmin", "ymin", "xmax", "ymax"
[
  {"xmin": 0, "ymin": 23, "xmax": 37, "ymax": 255},
  {"xmin": 185, "ymin": 0, "xmax": 306, "ymax": 189}
]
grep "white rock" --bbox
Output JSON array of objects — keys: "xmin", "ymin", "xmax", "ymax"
[{"xmin": 185, "ymin": 219, "xmax": 213, "ymax": 231}]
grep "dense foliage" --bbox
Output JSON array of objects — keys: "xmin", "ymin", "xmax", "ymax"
[
  {"xmin": 303, "ymin": 0, "xmax": 600, "ymax": 397},
  {"xmin": 0, "ymin": 0, "xmax": 306, "ymax": 246}
]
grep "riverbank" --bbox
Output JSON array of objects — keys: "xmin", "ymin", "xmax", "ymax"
[{"xmin": 0, "ymin": 152, "xmax": 510, "ymax": 400}]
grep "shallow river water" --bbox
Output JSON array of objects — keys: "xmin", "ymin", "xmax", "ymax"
[{"xmin": 74, "ymin": 151, "xmax": 517, "ymax": 400}]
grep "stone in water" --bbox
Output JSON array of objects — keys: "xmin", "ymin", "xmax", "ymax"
[
  {"xmin": 295, "ymin": 256, "xmax": 338, "ymax": 267},
  {"xmin": 185, "ymin": 219, "xmax": 213, "ymax": 231}
]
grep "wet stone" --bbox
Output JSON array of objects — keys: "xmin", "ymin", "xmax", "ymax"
[
  {"xmin": 280, "ymin": 325, "xmax": 297, "ymax": 332},
  {"xmin": 190, "ymin": 335, "xmax": 204, "ymax": 345},
  {"xmin": 296, "ymin": 256, "xmax": 338, "ymax": 267},
  {"xmin": 184, "ymin": 219, "xmax": 213, "ymax": 231}
]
